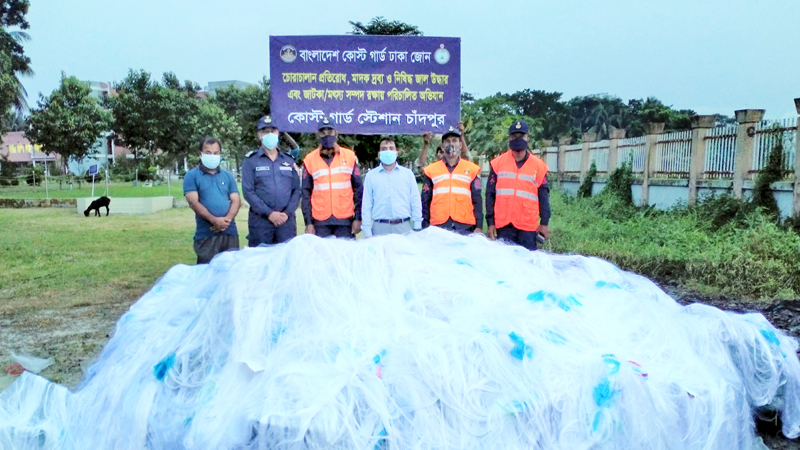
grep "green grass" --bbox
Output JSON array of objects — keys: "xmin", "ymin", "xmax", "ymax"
[
  {"xmin": 0, "ymin": 205, "xmax": 308, "ymax": 312},
  {"xmin": 0, "ymin": 181, "xmax": 186, "ymax": 199},
  {"xmin": 547, "ymin": 188, "xmax": 800, "ymax": 301}
]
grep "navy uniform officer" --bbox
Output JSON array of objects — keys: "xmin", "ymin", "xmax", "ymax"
[{"xmin": 241, "ymin": 115, "xmax": 302, "ymax": 246}]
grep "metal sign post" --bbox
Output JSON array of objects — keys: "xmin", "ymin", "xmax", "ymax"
[{"xmin": 89, "ymin": 164, "xmax": 98, "ymax": 197}]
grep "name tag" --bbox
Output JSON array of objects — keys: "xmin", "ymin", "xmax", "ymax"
[
  {"xmin": 255, "ymin": 166, "xmax": 269, "ymax": 172},
  {"xmin": 279, "ymin": 166, "xmax": 293, "ymax": 171}
]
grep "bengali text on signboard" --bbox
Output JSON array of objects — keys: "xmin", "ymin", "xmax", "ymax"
[{"xmin": 269, "ymin": 35, "xmax": 461, "ymax": 134}]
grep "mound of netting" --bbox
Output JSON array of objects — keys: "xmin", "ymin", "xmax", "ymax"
[{"xmin": 1, "ymin": 227, "xmax": 799, "ymax": 449}]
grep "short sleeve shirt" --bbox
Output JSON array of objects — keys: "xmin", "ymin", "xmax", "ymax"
[{"xmin": 183, "ymin": 166, "xmax": 239, "ymax": 240}]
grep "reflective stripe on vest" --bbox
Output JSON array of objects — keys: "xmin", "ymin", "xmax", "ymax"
[
  {"xmin": 423, "ymin": 159, "xmax": 480, "ymax": 226},
  {"xmin": 490, "ymin": 151, "xmax": 548, "ymax": 231},
  {"xmin": 303, "ymin": 147, "xmax": 356, "ymax": 221}
]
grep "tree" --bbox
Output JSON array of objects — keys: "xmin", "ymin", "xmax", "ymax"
[
  {"xmin": 211, "ymin": 77, "xmax": 270, "ymax": 167},
  {"xmin": 25, "ymin": 74, "xmax": 113, "ymax": 166},
  {"xmin": 349, "ymin": 16, "xmax": 422, "ymax": 36},
  {"xmin": 2, "ymin": 106, "xmax": 24, "ymax": 131},
  {"xmin": 345, "ymin": 18, "xmax": 424, "ymax": 165},
  {"xmin": 0, "ymin": 52, "xmax": 18, "ymax": 134},
  {"xmin": 107, "ymin": 69, "xmax": 163, "ymax": 166},
  {"xmin": 462, "ymin": 93, "xmax": 540, "ymax": 159},
  {"xmin": 505, "ymin": 89, "xmax": 572, "ymax": 140},
  {"xmin": 150, "ymin": 72, "xmax": 205, "ymax": 167},
  {"xmin": 0, "ymin": 1, "xmax": 31, "ymax": 112},
  {"xmin": 186, "ymin": 101, "xmax": 242, "ymax": 166}
]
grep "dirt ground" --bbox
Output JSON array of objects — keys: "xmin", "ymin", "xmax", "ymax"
[{"xmin": 1, "ymin": 283, "xmax": 798, "ymax": 448}]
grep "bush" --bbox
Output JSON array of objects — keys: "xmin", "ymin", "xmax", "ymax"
[
  {"xmin": 751, "ymin": 138, "xmax": 784, "ymax": 218},
  {"xmin": 603, "ymin": 162, "xmax": 634, "ymax": 206},
  {"xmin": 549, "ymin": 189, "xmax": 800, "ymax": 300},
  {"xmin": 577, "ymin": 162, "xmax": 596, "ymax": 198}
]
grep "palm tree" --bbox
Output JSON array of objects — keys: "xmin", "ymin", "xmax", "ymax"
[
  {"xmin": 585, "ymin": 103, "xmax": 620, "ymax": 140},
  {"xmin": 4, "ymin": 29, "xmax": 32, "ymax": 111},
  {"xmin": 2, "ymin": 108, "xmax": 25, "ymax": 131}
]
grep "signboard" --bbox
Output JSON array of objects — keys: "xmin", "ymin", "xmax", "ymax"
[
  {"xmin": 88, "ymin": 164, "xmax": 98, "ymax": 176},
  {"xmin": 269, "ymin": 35, "xmax": 461, "ymax": 135}
]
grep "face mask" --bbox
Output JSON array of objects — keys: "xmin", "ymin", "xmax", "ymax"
[
  {"xmin": 201, "ymin": 154, "xmax": 221, "ymax": 170},
  {"xmin": 262, "ymin": 133, "xmax": 279, "ymax": 149},
  {"xmin": 379, "ymin": 150, "xmax": 397, "ymax": 165},
  {"xmin": 509, "ymin": 137, "xmax": 528, "ymax": 151},
  {"xmin": 320, "ymin": 135, "xmax": 337, "ymax": 149},
  {"xmin": 444, "ymin": 144, "xmax": 459, "ymax": 157}
]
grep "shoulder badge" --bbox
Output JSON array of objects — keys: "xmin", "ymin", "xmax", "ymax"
[{"xmin": 245, "ymin": 150, "xmax": 256, "ymax": 157}]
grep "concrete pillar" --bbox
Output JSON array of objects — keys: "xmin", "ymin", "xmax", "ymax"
[
  {"xmin": 688, "ymin": 115, "xmax": 717, "ymax": 205},
  {"xmin": 733, "ymin": 109, "xmax": 765, "ymax": 199},
  {"xmin": 580, "ymin": 132, "xmax": 597, "ymax": 182},
  {"xmin": 794, "ymin": 99, "xmax": 800, "ymax": 216},
  {"xmin": 607, "ymin": 127, "xmax": 626, "ymax": 174},
  {"xmin": 557, "ymin": 136, "xmax": 572, "ymax": 179},
  {"xmin": 641, "ymin": 123, "xmax": 665, "ymax": 207}
]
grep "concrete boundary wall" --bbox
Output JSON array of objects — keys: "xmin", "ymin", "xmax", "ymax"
[
  {"xmin": 0, "ymin": 198, "xmax": 77, "ymax": 208},
  {"xmin": 553, "ymin": 100, "xmax": 800, "ymax": 217},
  {"xmin": 561, "ymin": 179, "xmax": 795, "ymax": 218},
  {"xmin": 76, "ymin": 197, "xmax": 174, "ymax": 215}
]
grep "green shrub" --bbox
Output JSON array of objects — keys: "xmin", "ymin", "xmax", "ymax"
[
  {"xmin": 577, "ymin": 162, "xmax": 597, "ymax": 198},
  {"xmin": 603, "ymin": 162, "xmax": 634, "ymax": 206},
  {"xmin": 751, "ymin": 135, "xmax": 784, "ymax": 218},
  {"xmin": 549, "ymin": 189, "xmax": 800, "ymax": 300}
]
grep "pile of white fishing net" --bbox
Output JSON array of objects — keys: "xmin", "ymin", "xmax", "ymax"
[{"xmin": 1, "ymin": 227, "xmax": 798, "ymax": 449}]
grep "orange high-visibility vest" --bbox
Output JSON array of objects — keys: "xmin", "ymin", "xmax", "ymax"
[
  {"xmin": 303, "ymin": 146, "xmax": 356, "ymax": 221},
  {"xmin": 423, "ymin": 159, "xmax": 481, "ymax": 226},
  {"xmin": 490, "ymin": 150, "xmax": 549, "ymax": 231}
]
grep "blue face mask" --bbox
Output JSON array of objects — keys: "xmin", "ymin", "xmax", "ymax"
[
  {"xmin": 320, "ymin": 135, "xmax": 337, "ymax": 149},
  {"xmin": 201, "ymin": 154, "xmax": 221, "ymax": 170},
  {"xmin": 509, "ymin": 137, "xmax": 528, "ymax": 151},
  {"xmin": 379, "ymin": 150, "xmax": 397, "ymax": 165},
  {"xmin": 262, "ymin": 133, "xmax": 279, "ymax": 149}
]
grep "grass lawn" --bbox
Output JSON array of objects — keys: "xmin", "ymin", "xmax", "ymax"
[
  {"xmin": 0, "ymin": 205, "xmax": 311, "ymax": 313},
  {"xmin": 0, "ymin": 181, "xmax": 186, "ymax": 199}
]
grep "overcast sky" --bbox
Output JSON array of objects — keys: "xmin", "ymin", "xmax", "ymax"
[{"xmin": 20, "ymin": 0, "xmax": 800, "ymax": 119}]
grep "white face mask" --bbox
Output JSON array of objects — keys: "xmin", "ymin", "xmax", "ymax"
[{"xmin": 201, "ymin": 154, "xmax": 221, "ymax": 170}]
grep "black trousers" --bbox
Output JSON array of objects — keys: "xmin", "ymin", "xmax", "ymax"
[
  {"xmin": 194, "ymin": 234, "xmax": 240, "ymax": 264},
  {"xmin": 248, "ymin": 213, "xmax": 297, "ymax": 247},
  {"xmin": 316, "ymin": 223, "xmax": 355, "ymax": 239},
  {"xmin": 434, "ymin": 219, "xmax": 475, "ymax": 236},
  {"xmin": 497, "ymin": 225, "xmax": 538, "ymax": 251}
]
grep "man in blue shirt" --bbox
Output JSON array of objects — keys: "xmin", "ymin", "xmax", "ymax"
[
  {"xmin": 361, "ymin": 137, "xmax": 422, "ymax": 237},
  {"xmin": 241, "ymin": 115, "xmax": 302, "ymax": 246},
  {"xmin": 183, "ymin": 137, "xmax": 241, "ymax": 264}
]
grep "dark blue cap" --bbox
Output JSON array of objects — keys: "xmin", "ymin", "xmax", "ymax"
[
  {"xmin": 318, "ymin": 117, "xmax": 335, "ymax": 131},
  {"xmin": 257, "ymin": 115, "xmax": 277, "ymax": 130},
  {"xmin": 441, "ymin": 125, "xmax": 461, "ymax": 140},
  {"xmin": 509, "ymin": 120, "xmax": 529, "ymax": 135}
]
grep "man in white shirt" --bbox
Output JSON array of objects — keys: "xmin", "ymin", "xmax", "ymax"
[{"xmin": 361, "ymin": 137, "xmax": 423, "ymax": 237}]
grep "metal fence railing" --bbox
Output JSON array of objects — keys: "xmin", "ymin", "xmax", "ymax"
[
  {"xmin": 589, "ymin": 140, "xmax": 610, "ymax": 173},
  {"xmin": 654, "ymin": 130, "xmax": 692, "ymax": 177},
  {"xmin": 752, "ymin": 118, "xmax": 797, "ymax": 176},
  {"xmin": 616, "ymin": 136, "xmax": 646, "ymax": 173},
  {"xmin": 704, "ymin": 125, "xmax": 737, "ymax": 179},
  {"xmin": 563, "ymin": 143, "xmax": 583, "ymax": 173}
]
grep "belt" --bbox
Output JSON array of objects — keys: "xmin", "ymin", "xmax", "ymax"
[{"xmin": 375, "ymin": 218, "xmax": 410, "ymax": 225}]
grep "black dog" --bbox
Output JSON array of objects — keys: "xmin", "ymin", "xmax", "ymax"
[{"xmin": 84, "ymin": 196, "xmax": 111, "ymax": 216}]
